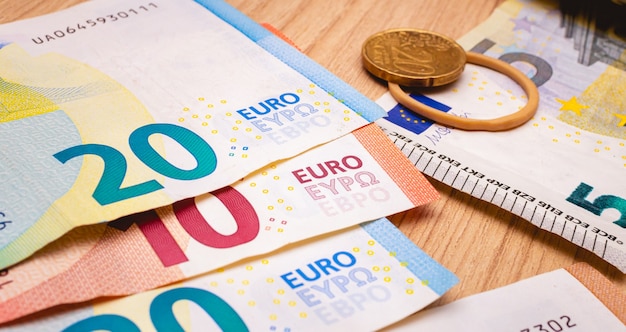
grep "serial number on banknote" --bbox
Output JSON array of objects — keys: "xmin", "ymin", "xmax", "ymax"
[
  {"xmin": 520, "ymin": 315, "xmax": 576, "ymax": 332},
  {"xmin": 31, "ymin": 2, "xmax": 158, "ymax": 45}
]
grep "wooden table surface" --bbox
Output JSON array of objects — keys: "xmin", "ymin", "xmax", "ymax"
[{"xmin": 1, "ymin": 0, "xmax": 624, "ymax": 312}]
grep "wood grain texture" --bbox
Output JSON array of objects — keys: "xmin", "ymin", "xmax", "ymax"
[{"xmin": 0, "ymin": 0, "xmax": 623, "ymax": 311}]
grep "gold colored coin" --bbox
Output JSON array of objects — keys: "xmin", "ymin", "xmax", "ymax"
[{"xmin": 362, "ymin": 28, "xmax": 467, "ymax": 87}]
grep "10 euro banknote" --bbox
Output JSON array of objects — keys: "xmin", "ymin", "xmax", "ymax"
[
  {"xmin": 0, "ymin": 218, "xmax": 458, "ymax": 332},
  {"xmin": 0, "ymin": 124, "xmax": 439, "ymax": 324},
  {"xmin": 0, "ymin": 0, "xmax": 387, "ymax": 269}
]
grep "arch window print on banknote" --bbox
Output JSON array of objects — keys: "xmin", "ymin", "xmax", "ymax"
[
  {"xmin": 374, "ymin": 0, "xmax": 626, "ymax": 272},
  {"xmin": 560, "ymin": 0, "xmax": 626, "ymax": 69}
]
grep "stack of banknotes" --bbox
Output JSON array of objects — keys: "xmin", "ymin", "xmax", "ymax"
[
  {"xmin": 0, "ymin": 0, "xmax": 455, "ymax": 329},
  {"xmin": 0, "ymin": 0, "xmax": 624, "ymax": 330}
]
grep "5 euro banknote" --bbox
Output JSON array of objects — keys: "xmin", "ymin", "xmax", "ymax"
[{"xmin": 376, "ymin": 0, "xmax": 626, "ymax": 272}]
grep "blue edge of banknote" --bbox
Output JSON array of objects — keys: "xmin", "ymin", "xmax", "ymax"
[
  {"xmin": 364, "ymin": 218, "xmax": 459, "ymax": 296},
  {"xmin": 194, "ymin": 0, "xmax": 387, "ymax": 123}
]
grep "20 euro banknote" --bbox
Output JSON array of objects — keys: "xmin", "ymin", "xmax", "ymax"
[
  {"xmin": 0, "ymin": 0, "xmax": 386, "ymax": 269},
  {"xmin": 376, "ymin": 0, "xmax": 626, "ymax": 271},
  {"xmin": 0, "ymin": 218, "xmax": 458, "ymax": 331},
  {"xmin": 0, "ymin": 123, "xmax": 439, "ymax": 324}
]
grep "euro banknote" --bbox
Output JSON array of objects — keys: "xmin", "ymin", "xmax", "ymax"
[
  {"xmin": 0, "ymin": 0, "xmax": 386, "ymax": 269},
  {"xmin": 0, "ymin": 123, "xmax": 439, "ymax": 324},
  {"xmin": 0, "ymin": 218, "xmax": 458, "ymax": 331},
  {"xmin": 385, "ymin": 263, "xmax": 625, "ymax": 331},
  {"xmin": 376, "ymin": 0, "xmax": 626, "ymax": 271}
]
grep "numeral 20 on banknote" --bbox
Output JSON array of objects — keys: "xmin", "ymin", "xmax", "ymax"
[
  {"xmin": 54, "ymin": 123, "xmax": 217, "ymax": 205},
  {"xmin": 64, "ymin": 287, "xmax": 246, "ymax": 331}
]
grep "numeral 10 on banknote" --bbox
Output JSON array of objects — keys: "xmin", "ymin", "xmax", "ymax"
[
  {"xmin": 110, "ymin": 186, "xmax": 258, "ymax": 267},
  {"xmin": 54, "ymin": 123, "xmax": 217, "ymax": 205}
]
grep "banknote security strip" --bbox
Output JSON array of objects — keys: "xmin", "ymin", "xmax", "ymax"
[
  {"xmin": 0, "ymin": 123, "xmax": 440, "ymax": 324},
  {"xmin": 375, "ymin": 0, "xmax": 626, "ymax": 272},
  {"xmin": 0, "ymin": 0, "xmax": 389, "ymax": 269},
  {"xmin": 384, "ymin": 263, "xmax": 625, "ymax": 331},
  {"xmin": 0, "ymin": 218, "xmax": 458, "ymax": 331}
]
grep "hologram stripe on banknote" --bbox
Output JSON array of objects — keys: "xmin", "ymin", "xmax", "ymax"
[{"xmin": 375, "ymin": 0, "xmax": 626, "ymax": 272}]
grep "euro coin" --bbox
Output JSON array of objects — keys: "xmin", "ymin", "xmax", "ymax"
[{"xmin": 362, "ymin": 29, "xmax": 467, "ymax": 87}]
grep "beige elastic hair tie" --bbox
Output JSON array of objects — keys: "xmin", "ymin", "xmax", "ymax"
[{"xmin": 388, "ymin": 52, "xmax": 540, "ymax": 131}]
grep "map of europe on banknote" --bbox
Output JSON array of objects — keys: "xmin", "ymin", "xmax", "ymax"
[
  {"xmin": 0, "ymin": 0, "xmax": 387, "ymax": 269},
  {"xmin": 376, "ymin": 0, "xmax": 626, "ymax": 271}
]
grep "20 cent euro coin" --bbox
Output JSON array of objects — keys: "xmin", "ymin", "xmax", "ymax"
[{"xmin": 362, "ymin": 29, "xmax": 467, "ymax": 87}]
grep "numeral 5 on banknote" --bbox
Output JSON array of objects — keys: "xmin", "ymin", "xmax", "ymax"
[{"xmin": 567, "ymin": 182, "xmax": 626, "ymax": 229}]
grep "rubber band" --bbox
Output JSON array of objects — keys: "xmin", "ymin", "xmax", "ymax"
[{"xmin": 388, "ymin": 52, "xmax": 540, "ymax": 131}]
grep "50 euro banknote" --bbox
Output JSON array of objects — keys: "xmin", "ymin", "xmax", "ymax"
[
  {"xmin": 0, "ymin": 0, "xmax": 386, "ymax": 269},
  {"xmin": 376, "ymin": 0, "xmax": 626, "ymax": 271},
  {"xmin": 0, "ymin": 218, "xmax": 458, "ymax": 332},
  {"xmin": 0, "ymin": 123, "xmax": 439, "ymax": 324}
]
